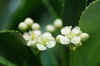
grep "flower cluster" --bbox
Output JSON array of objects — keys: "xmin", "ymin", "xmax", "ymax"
[
  {"xmin": 18, "ymin": 17, "xmax": 89, "ymax": 51},
  {"xmin": 56, "ymin": 26, "xmax": 89, "ymax": 47},
  {"xmin": 18, "ymin": 17, "xmax": 57, "ymax": 51},
  {"xmin": 18, "ymin": 18, "xmax": 40, "ymax": 31}
]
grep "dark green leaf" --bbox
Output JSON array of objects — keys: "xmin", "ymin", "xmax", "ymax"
[
  {"xmin": 0, "ymin": 0, "xmax": 19, "ymax": 30},
  {"xmin": 70, "ymin": 0, "xmax": 100, "ymax": 66},
  {"xmin": 40, "ymin": 45, "xmax": 69, "ymax": 66},
  {"xmin": 42, "ymin": 0, "xmax": 64, "ymax": 18},
  {"xmin": 0, "ymin": 31, "xmax": 41, "ymax": 66},
  {"xmin": 64, "ymin": 0, "xmax": 87, "ymax": 26},
  {"xmin": 0, "ymin": 56, "xmax": 17, "ymax": 66},
  {"xmin": 0, "ymin": 0, "xmax": 44, "ymax": 30}
]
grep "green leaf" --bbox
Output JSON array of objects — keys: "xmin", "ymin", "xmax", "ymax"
[
  {"xmin": 7, "ymin": 0, "xmax": 44, "ymax": 30},
  {"xmin": 0, "ymin": 0, "xmax": 43, "ymax": 30},
  {"xmin": 42, "ymin": 0, "xmax": 64, "ymax": 18},
  {"xmin": 0, "ymin": 0, "xmax": 19, "ymax": 30},
  {"xmin": 87, "ymin": 0, "xmax": 95, "ymax": 5},
  {"xmin": 0, "ymin": 56, "xmax": 17, "ymax": 66},
  {"xmin": 70, "ymin": 0, "xmax": 100, "ymax": 66},
  {"xmin": 40, "ymin": 45, "xmax": 69, "ymax": 66},
  {"xmin": 64, "ymin": 0, "xmax": 87, "ymax": 26},
  {"xmin": 0, "ymin": 31, "xmax": 41, "ymax": 66},
  {"xmin": 49, "ymin": 0, "xmax": 64, "ymax": 18}
]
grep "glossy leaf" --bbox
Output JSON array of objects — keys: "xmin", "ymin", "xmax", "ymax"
[
  {"xmin": 0, "ymin": 31, "xmax": 41, "ymax": 66},
  {"xmin": 70, "ymin": 0, "xmax": 100, "ymax": 66}
]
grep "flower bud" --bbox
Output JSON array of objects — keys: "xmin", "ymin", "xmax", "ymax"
[
  {"xmin": 32, "ymin": 23, "xmax": 40, "ymax": 30},
  {"xmin": 24, "ymin": 17, "xmax": 34, "ymax": 27},
  {"xmin": 18, "ymin": 22, "xmax": 28, "ymax": 31},
  {"xmin": 54, "ymin": 18, "xmax": 63, "ymax": 28},
  {"xmin": 46, "ymin": 25, "xmax": 55, "ymax": 32},
  {"xmin": 80, "ymin": 33, "xmax": 89, "ymax": 41}
]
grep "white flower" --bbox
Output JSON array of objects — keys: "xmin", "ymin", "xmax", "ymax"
[
  {"xmin": 36, "ymin": 44, "xmax": 47, "ymax": 51},
  {"xmin": 42, "ymin": 32, "xmax": 52, "ymax": 37},
  {"xmin": 27, "ymin": 40, "xmax": 37, "ymax": 47},
  {"xmin": 41, "ymin": 32, "xmax": 55, "ymax": 43},
  {"xmin": 18, "ymin": 22, "xmax": 28, "ymax": 31},
  {"xmin": 36, "ymin": 32, "xmax": 56, "ymax": 51},
  {"xmin": 71, "ymin": 36, "xmax": 81, "ymax": 45},
  {"xmin": 23, "ymin": 32, "xmax": 30, "ymax": 41},
  {"xmin": 34, "ymin": 30, "xmax": 41, "ymax": 36},
  {"xmin": 30, "ymin": 30, "xmax": 41, "ymax": 37},
  {"xmin": 46, "ymin": 40, "xmax": 56, "ymax": 48},
  {"xmin": 24, "ymin": 17, "xmax": 34, "ymax": 27},
  {"xmin": 59, "ymin": 35, "xmax": 70, "ymax": 45},
  {"xmin": 54, "ymin": 18, "xmax": 63, "ymax": 28},
  {"xmin": 42, "ymin": 32, "xmax": 54, "ymax": 40},
  {"xmin": 72, "ymin": 26, "xmax": 82, "ymax": 35},
  {"xmin": 32, "ymin": 23, "xmax": 40, "ymax": 30},
  {"xmin": 30, "ymin": 30, "xmax": 41, "ymax": 40},
  {"xmin": 58, "ymin": 26, "xmax": 89, "ymax": 47},
  {"xmin": 80, "ymin": 33, "xmax": 89, "ymax": 41},
  {"xmin": 23, "ymin": 30, "xmax": 41, "ymax": 48},
  {"xmin": 56, "ymin": 35, "xmax": 64, "ymax": 41},
  {"xmin": 46, "ymin": 25, "xmax": 55, "ymax": 32},
  {"xmin": 61, "ymin": 26, "xmax": 72, "ymax": 35}
]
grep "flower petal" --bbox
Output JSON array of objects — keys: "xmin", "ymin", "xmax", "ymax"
[
  {"xmin": 71, "ymin": 36, "xmax": 81, "ymax": 45},
  {"xmin": 61, "ymin": 26, "xmax": 72, "ymax": 35},
  {"xmin": 46, "ymin": 40, "xmax": 56, "ymax": 48},
  {"xmin": 36, "ymin": 44, "xmax": 47, "ymax": 51},
  {"xmin": 59, "ymin": 36, "xmax": 70, "ymax": 45}
]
